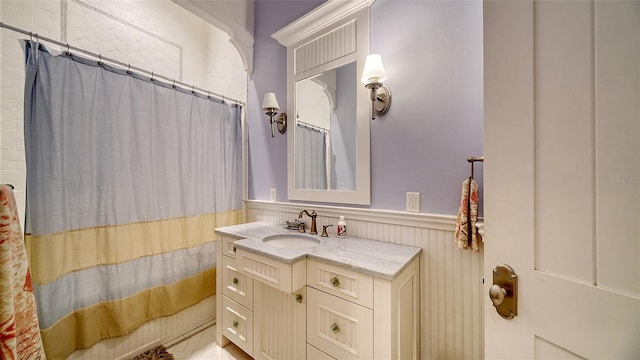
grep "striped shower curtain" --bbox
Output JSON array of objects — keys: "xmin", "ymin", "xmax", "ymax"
[
  {"xmin": 22, "ymin": 41, "xmax": 242, "ymax": 359},
  {"xmin": 295, "ymin": 124, "xmax": 328, "ymax": 190}
]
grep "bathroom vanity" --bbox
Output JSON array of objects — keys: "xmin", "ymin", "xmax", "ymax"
[{"xmin": 215, "ymin": 222, "xmax": 421, "ymax": 359}]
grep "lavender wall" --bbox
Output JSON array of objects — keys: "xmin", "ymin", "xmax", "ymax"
[
  {"xmin": 248, "ymin": 0, "xmax": 324, "ymax": 203},
  {"xmin": 249, "ymin": 0, "xmax": 483, "ymax": 216}
]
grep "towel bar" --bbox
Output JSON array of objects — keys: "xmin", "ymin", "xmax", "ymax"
[{"xmin": 466, "ymin": 156, "xmax": 484, "ymax": 248}]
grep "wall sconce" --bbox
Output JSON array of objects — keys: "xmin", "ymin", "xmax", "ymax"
[
  {"xmin": 361, "ymin": 54, "xmax": 391, "ymax": 120},
  {"xmin": 262, "ymin": 92, "xmax": 287, "ymax": 137}
]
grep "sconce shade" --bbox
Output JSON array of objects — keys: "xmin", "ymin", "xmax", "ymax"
[
  {"xmin": 262, "ymin": 92, "xmax": 287, "ymax": 137},
  {"xmin": 262, "ymin": 92, "xmax": 280, "ymax": 111},
  {"xmin": 361, "ymin": 54, "xmax": 387, "ymax": 84}
]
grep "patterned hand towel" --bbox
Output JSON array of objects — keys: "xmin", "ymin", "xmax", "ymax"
[
  {"xmin": 454, "ymin": 178, "xmax": 482, "ymax": 252},
  {"xmin": 0, "ymin": 185, "xmax": 47, "ymax": 359}
]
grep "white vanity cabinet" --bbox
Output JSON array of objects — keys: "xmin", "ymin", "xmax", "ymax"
[
  {"xmin": 306, "ymin": 258, "xmax": 420, "ymax": 359},
  {"xmin": 216, "ymin": 233, "xmax": 306, "ymax": 360},
  {"xmin": 215, "ymin": 222, "xmax": 421, "ymax": 360}
]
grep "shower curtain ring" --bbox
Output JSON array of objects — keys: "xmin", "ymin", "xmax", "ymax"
[
  {"xmin": 126, "ymin": 64, "xmax": 131, "ymax": 74},
  {"xmin": 65, "ymin": 43, "xmax": 70, "ymax": 55},
  {"xmin": 191, "ymin": 85, "xmax": 195, "ymax": 94},
  {"xmin": 151, "ymin": 72, "xmax": 154, "ymax": 81},
  {"xmin": 98, "ymin": 54, "xmax": 103, "ymax": 67},
  {"xmin": 172, "ymin": 79, "xmax": 176, "ymax": 89}
]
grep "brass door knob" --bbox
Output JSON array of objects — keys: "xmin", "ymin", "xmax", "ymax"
[
  {"xmin": 490, "ymin": 264, "xmax": 518, "ymax": 319},
  {"xmin": 489, "ymin": 284, "xmax": 507, "ymax": 306}
]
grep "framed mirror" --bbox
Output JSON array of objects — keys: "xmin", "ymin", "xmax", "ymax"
[
  {"xmin": 273, "ymin": 0, "xmax": 372, "ymax": 205},
  {"xmin": 295, "ymin": 62, "xmax": 357, "ymax": 191}
]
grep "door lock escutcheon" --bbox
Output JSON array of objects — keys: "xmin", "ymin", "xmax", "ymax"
[{"xmin": 490, "ymin": 264, "xmax": 517, "ymax": 319}]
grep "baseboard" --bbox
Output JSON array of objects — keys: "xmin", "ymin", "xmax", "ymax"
[{"xmin": 164, "ymin": 319, "xmax": 217, "ymax": 349}]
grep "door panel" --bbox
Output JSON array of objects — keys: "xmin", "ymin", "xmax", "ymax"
[
  {"xmin": 534, "ymin": 0, "xmax": 594, "ymax": 283},
  {"xmin": 484, "ymin": 0, "xmax": 640, "ymax": 358},
  {"xmin": 594, "ymin": 0, "xmax": 640, "ymax": 296}
]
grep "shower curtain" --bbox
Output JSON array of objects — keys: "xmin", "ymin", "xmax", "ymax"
[
  {"xmin": 22, "ymin": 41, "xmax": 242, "ymax": 359},
  {"xmin": 296, "ymin": 124, "xmax": 328, "ymax": 190}
]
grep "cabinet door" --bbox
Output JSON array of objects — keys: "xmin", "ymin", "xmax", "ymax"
[
  {"xmin": 222, "ymin": 255, "xmax": 253, "ymax": 309},
  {"xmin": 236, "ymin": 248, "xmax": 306, "ymax": 293},
  {"xmin": 221, "ymin": 296, "xmax": 253, "ymax": 357},
  {"xmin": 253, "ymin": 282, "xmax": 306, "ymax": 360},
  {"xmin": 307, "ymin": 287, "xmax": 373, "ymax": 360},
  {"xmin": 307, "ymin": 259, "xmax": 373, "ymax": 309},
  {"xmin": 220, "ymin": 234, "xmax": 239, "ymax": 258}
]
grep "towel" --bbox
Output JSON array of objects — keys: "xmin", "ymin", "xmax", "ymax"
[
  {"xmin": 0, "ymin": 185, "xmax": 47, "ymax": 359},
  {"xmin": 455, "ymin": 178, "xmax": 482, "ymax": 252}
]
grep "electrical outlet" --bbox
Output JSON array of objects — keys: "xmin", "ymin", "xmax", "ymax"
[
  {"xmin": 270, "ymin": 188, "xmax": 277, "ymax": 202},
  {"xmin": 406, "ymin": 192, "xmax": 420, "ymax": 212}
]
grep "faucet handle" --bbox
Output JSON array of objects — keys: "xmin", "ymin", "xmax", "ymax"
[
  {"xmin": 321, "ymin": 224, "xmax": 333, "ymax": 237},
  {"xmin": 299, "ymin": 222, "xmax": 306, "ymax": 233}
]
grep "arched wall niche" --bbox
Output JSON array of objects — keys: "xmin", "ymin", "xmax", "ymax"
[{"xmin": 172, "ymin": 0, "xmax": 255, "ymax": 74}]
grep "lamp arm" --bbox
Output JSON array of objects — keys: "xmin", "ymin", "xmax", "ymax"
[
  {"xmin": 270, "ymin": 115, "xmax": 276, "ymax": 137},
  {"xmin": 366, "ymin": 82, "xmax": 381, "ymax": 120}
]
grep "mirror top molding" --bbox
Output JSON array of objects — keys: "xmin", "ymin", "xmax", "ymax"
[{"xmin": 272, "ymin": 0, "xmax": 375, "ymax": 47}]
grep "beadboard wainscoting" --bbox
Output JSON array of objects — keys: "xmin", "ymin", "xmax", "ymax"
[{"xmin": 245, "ymin": 200, "xmax": 484, "ymax": 360}]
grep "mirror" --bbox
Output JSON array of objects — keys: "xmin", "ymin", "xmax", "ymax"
[
  {"xmin": 273, "ymin": 0, "xmax": 372, "ymax": 205},
  {"xmin": 295, "ymin": 62, "xmax": 357, "ymax": 191}
]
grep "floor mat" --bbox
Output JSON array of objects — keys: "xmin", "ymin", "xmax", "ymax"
[{"xmin": 130, "ymin": 345, "xmax": 175, "ymax": 360}]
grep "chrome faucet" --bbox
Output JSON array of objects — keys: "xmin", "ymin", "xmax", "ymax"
[{"xmin": 298, "ymin": 209, "xmax": 318, "ymax": 235}]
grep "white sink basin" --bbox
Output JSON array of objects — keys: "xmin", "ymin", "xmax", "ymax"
[{"xmin": 262, "ymin": 234, "xmax": 322, "ymax": 248}]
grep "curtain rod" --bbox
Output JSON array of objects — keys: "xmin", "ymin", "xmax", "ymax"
[
  {"xmin": 0, "ymin": 21, "xmax": 245, "ymax": 107},
  {"xmin": 297, "ymin": 121, "xmax": 328, "ymax": 134}
]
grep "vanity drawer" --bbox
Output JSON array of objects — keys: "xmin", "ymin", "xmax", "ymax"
[
  {"xmin": 220, "ymin": 235, "xmax": 239, "ymax": 258},
  {"xmin": 307, "ymin": 344, "xmax": 336, "ymax": 360},
  {"xmin": 236, "ymin": 248, "xmax": 306, "ymax": 293},
  {"xmin": 307, "ymin": 259, "xmax": 374, "ymax": 309},
  {"xmin": 222, "ymin": 296, "xmax": 253, "ymax": 357},
  {"xmin": 222, "ymin": 255, "xmax": 254, "ymax": 309},
  {"xmin": 307, "ymin": 287, "xmax": 373, "ymax": 360}
]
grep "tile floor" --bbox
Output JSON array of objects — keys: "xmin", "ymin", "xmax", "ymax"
[{"xmin": 166, "ymin": 324, "xmax": 252, "ymax": 360}]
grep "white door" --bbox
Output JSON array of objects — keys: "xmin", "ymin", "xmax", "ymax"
[{"xmin": 483, "ymin": 1, "xmax": 640, "ymax": 359}]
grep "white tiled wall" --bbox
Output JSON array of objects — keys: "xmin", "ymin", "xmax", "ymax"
[{"xmin": 0, "ymin": 0, "xmax": 248, "ymax": 227}]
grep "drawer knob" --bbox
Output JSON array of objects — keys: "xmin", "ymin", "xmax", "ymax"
[
  {"xmin": 232, "ymin": 320, "xmax": 239, "ymax": 328},
  {"xmin": 330, "ymin": 322, "xmax": 340, "ymax": 334},
  {"xmin": 232, "ymin": 277, "xmax": 239, "ymax": 285},
  {"xmin": 330, "ymin": 276, "xmax": 341, "ymax": 288},
  {"xmin": 296, "ymin": 294, "xmax": 303, "ymax": 303},
  {"xmin": 232, "ymin": 246, "xmax": 237, "ymax": 253}
]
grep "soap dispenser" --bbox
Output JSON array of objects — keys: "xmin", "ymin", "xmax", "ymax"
[{"xmin": 337, "ymin": 216, "xmax": 347, "ymax": 238}]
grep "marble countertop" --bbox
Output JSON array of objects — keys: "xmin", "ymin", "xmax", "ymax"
[{"xmin": 215, "ymin": 222, "xmax": 422, "ymax": 281}]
